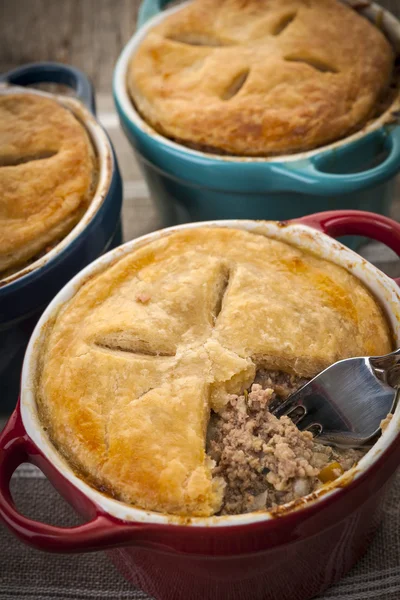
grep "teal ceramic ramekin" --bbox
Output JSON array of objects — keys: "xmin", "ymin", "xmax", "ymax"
[{"xmin": 114, "ymin": 0, "xmax": 400, "ymax": 230}]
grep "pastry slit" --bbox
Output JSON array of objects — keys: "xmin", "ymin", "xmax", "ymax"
[
  {"xmin": 284, "ymin": 55, "xmax": 338, "ymax": 74},
  {"xmin": 0, "ymin": 150, "xmax": 58, "ymax": 167},
  {"xmin": 166, "ymin": 33, "xmax": 232, "ymax": 47},
  {"xmin": 272, "ymin": 13, "xmax": 297, "ymax": 36},
  {"xmin": 213, "ymin": 268, "xmax": 231, "ymax": 321},
  {"xmin": 221, "ymin": 70, "xmax": 250, "ymax": 101},
  {"xmin": 94, "ymin": 341, "xmax": 175, "ymax": 358}
]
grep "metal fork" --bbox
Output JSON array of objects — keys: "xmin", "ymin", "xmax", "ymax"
[{"xmin": 270, "ymin": 349, "xmax": 400, "ymax": 449}]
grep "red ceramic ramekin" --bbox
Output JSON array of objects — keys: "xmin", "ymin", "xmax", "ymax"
[{"xmin": 1, "ymin": 210, "xmax": 400, "ymax": 600}]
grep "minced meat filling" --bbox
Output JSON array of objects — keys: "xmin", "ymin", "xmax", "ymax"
[{"xmin": 207, "ymin": 370, "xmax": 363, "ymax": 515}]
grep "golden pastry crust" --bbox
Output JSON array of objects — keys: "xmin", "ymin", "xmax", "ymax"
[
  {"xmin": 37, "ymin": 227, "xmax": 392, "ymax": 516},
  {"xmin": 0, "ymin": 94, "xmax": 97, "ymax": 276},
  {"xmin": 128, "ymin": 0, "xmax": 394, "ymax": 156}
]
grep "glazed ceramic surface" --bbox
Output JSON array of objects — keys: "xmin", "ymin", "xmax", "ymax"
[
  {"xmin": 1, "ymin": 210, "xmax": 400, "ymax": 600},
  {"xmin": 113, "ymin": 0, "xmax": 400, "ymax": 233},
  {"xmin": 0, "ymin": 62, "xmax": 123, "ymax": 413}
]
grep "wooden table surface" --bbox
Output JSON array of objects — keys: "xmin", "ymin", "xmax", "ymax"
[{"xmin": 1, "ymin": 0, "xmax": 400, "ymax": 93}]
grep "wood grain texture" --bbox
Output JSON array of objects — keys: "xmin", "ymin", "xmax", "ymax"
[
  {"xmin": 1, "ymin": 0, "xmax": 399, "ymax": 91},
  {"xmin": 0, "ymin": 0, "xmax": 140, "ymax": 91}
]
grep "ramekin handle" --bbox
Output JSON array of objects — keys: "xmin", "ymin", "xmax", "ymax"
[
  {"xmin": 273, "ymin": 129, "xmax": 400, "ymax": 196},
  {"xmin": 0, "ymin": 62, "xmax": 96, "ymax": 114},
  {"xmin": 295, "ymin": 210, "xmax": 400, "ymax": 286},
  {"xmin": 137, "ymin": 0, "xmax": 172, "ymax": 28},
  {"xmin": 0, "ymin": 406, "xmax": 151, "ymax": 553}
]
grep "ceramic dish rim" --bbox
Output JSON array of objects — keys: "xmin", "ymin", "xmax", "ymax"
[{"xmin": 20, "ymin": 218, "xmax": 400, "ymax": 528}]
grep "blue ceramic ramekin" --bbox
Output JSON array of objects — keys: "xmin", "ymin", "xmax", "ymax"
[
  {"xmin": 114, "ymin": 0, "xmax": 400, "ymax": 228},
  {"xmin": 0, "ymin": 62, "xmax": 123, "ymax": 413}
]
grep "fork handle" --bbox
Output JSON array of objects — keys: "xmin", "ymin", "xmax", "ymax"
[
  {"xmin": 370, "ymin": 348, "xmax": 400, "ymax": 387},
  {"xmin": 370, "ymin": 348, "xmax": 400, "ymax": 366}
]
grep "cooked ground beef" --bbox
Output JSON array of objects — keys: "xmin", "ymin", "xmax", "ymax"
[
  {"xmin": 208, "ymin": 370, "xmax": 364, "ymax": 515},
  {"xmin": 254, "ymin": 370, "xmax": 309, "ymax": 400}
]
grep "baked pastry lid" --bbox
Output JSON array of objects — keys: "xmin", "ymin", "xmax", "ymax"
[
  {"xmin": 0, "ymin": 84, "xmax": 113, "ymax": 288},
  {"xmin": 20, "ymin": 217, "xmax": 400, "ymax": 527},
  {"xmin": 114, "ymin": 0, "xmax": 400, "ymax": 175}
]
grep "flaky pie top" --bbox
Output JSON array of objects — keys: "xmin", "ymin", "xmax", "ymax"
[
  {"xmin": 128, "ymin": 0, "xmax": 394, "ymax": 156},
  {"xmin": 0, "ymin": 93, "xmax": 96, "ymax": 276},
  {"xmin": 37, "ymin": 228, "xmax": 392, "ymax": 517}
]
